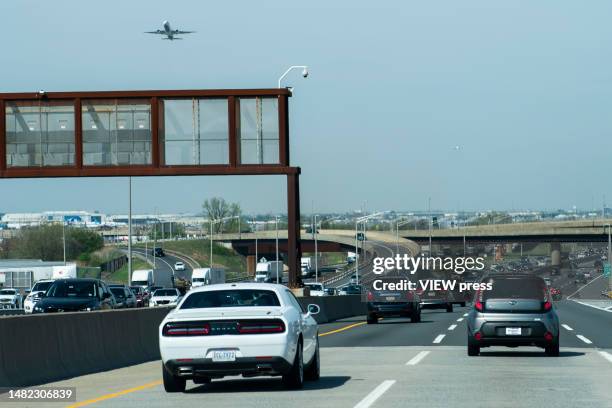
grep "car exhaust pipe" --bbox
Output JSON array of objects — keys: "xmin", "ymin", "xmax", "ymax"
[
  {"xmin": 256, "ymin": 365, "xmax": 273, "ymax": 372},
  {"xmin": 177, "ymin": 366, "xmax": 194, "ymax": 377}
]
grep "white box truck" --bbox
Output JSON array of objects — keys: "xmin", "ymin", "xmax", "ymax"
[
  {"xmin": 52, "ymin": 264, "xmax": 77, "ymax": 279},
  {"xmin": 131, "ymin": 269, "xmax": 154, "ymax": 289},
  {"xmin": 191, "ymin": 268, "xmax": 226, "ymax": 288},
  {"xmin": 301, "ymin": 257, "xmax": 312, "ymax": 277},
  {"xmin": 255, "ymin": 261, "xmax": 284, "ymax": 283}
]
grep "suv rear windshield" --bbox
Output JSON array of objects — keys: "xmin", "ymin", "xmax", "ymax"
[
  {"xmin": 483, "ymin": 277, "xmax": 546, "ymax": 300},
  {"xmin": 154, "ymin": 289, "xmax": 178, "ymax": 296},
  {"xmin": 181, "ymin": 289, "xmax": 280, "ymax": 309},
  {"xmin": 47, "ymin": 281, "xmax": 97, "ymax": 298}
]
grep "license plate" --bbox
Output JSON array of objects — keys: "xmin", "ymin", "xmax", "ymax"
[
  {"xmin": 428, "ymin": 291, "xmax": 436, "ymax": 296},
  {"xmin": 505, "ymin": 327, "xmax": 522, "ymax": 336},
  {"xmin": 386, "ymin": 296, "xmax": 396, "ymax": 301},
  {"xmin": 212, "ymin": 350, "xmax": 236, "ymax": 362}
]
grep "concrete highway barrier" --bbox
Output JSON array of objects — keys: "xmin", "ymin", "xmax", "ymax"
[
  {"xmin": 0, "ymin": 296, "xmax": 365, "ymax": 387},
  {"xmin": 0, "ymin": 307, "xmax": 171, "ymax": 388}
]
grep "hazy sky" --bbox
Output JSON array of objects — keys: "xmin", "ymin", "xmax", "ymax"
[{"xmin": 2, "ymin": 0, "xmax": 612, "ymax": 215}]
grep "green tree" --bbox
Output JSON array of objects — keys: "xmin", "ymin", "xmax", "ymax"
[
  {"xmin": 202, "ymin": 197, "xmax": 242, "ymax": 233},
  {"xmin": 3, "ymin": 224, "xmax": 103, "ymax": 261}
]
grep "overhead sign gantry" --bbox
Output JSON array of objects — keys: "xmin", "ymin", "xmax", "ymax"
[{"xmin": 0, "ymin": 88, "xmax": 303, "ymax": 287}]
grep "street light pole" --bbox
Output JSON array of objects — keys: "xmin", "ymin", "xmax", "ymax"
[
  {"xmin": 312, "ymin": 214, "xmax": 319, "ymax": 282},
  {"xmin": 607, "ymin": 223, "xmax": 612, "ymax": 291},
  {"xmin": 128, "ymin": 177, "xmax": 132, "ymax": 283},
  {"xmin": 62, "ymin": 220, "xmax": 66, "ymax": 265},
  {"xmin": 278, "ymin": 65, "xmax": 309, "ymax": 88},
  {"xmin": 275, "ymin": 216, "xmax": 280, "ymax": 284},
  {"xmin": 428, "ymin": 197, "xmax": 432, "ymax": 256}
]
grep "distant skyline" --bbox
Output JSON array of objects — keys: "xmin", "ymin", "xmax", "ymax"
[{"xmin": 2, "ymin": 0, "xmax": 612, "ymax": 214}]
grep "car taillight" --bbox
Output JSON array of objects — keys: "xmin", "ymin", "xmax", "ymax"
[
  {"xmin": 162, "ymin": 323, "xmax": 210, "ymax": 336},
  {"xmin": 237, "ymin": 320, "xmax": 285, "ymax": 334},
  {"xmin": 367, "ymin": 291, "xmax": 374, "ymax": 301},
  {"xmin": 405, "ymin": 290, "xmax": 414, "ymax": 301},
  {"xmin": 474, "ymin": 332, "xmax": 482, "ymax": 341},
  {"xmin": 544, "ymin": 331, "xmax": 553, "ymax": 342},
  {"xmin": 474, "ymin": 301, "xmax": 484, "ymax": 312},
  {"xmin": 543, "ymin": 301, "xmax": 552, "ymax": 311}
]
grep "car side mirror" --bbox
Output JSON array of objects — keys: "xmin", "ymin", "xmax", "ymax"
[
  {"xmin": 306, "ymin": 304, "xmax": 320, "ymax": 316},
  {"xmin": 38, "ymin": 292, "xmax": 45, "ymax": 298},
  {"xmin": 103, "ymin": 292, "xmax": 111, "ymax": 299}
]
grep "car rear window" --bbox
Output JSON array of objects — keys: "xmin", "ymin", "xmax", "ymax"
[
  {"xmin": 180, "ymin": 289, "xmax": 280, "ymax": 309},
  {"xmin": 155, "ymin": 289, "xmax": 178, "ymax": 296},
  {"xmin": 483, "ymin": 277, "xmax": 546, "ymax": 300}
]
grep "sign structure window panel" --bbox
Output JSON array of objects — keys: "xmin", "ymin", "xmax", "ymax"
[
  {"xmin": 162, "ymin": 98, "xmax": 229, "ymax": 165},
  {"xmin": 82, "ymin": 99, "xmax": 152, "ymax": 166},
  {"xmin": 5, "ymin": 101, "xmax": 75, "ymax": 167},
  {"xmin": 238, "ymin": 97, "xmax": 279, "ymax": 164}
]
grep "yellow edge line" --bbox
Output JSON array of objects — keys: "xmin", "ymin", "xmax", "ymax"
[
  {"xmin": 67, "ymin": 319, "xmax": 368, "ymax": 406},
  {"xmin": 319, "ymin": 320, "xmax": 373, "ymax": 336},
  {"xmin": 65, "ymin": 380, "xmax": 162, "ymax": 408}
]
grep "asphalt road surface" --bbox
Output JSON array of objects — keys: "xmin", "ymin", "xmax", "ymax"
[
  {"xmin": 125, "ymin": 247, "xmax": 194, "ymax": 288},
  {"xmin": 20, "ymin": 299, "xmax": 611, "ymax": 408}
]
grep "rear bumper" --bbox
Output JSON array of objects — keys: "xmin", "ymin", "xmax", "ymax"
[
  {"xmin": 420, "ymin": 300, "xmax": 449, "ymax": 309},
  {"xmin": 164, "ymin": 357, "xmax": 292, "ymax": 378},
  {"xmin": 367, "ymin": 302, "xmax": 416, "ymax": 316}
]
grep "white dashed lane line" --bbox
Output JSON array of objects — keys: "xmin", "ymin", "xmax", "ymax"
[
  {"xmin": 561, "ymin": 324, "xmax": 573, "ymax": 331},
  {"xmin": 448, "ymin": 324, "xmax": 457, "ymax": 331},
  {"xmin": 406, "ymin": 351, "xmax": 430, "ymax": 366},
  {"xmin": 463, "ymin": 313, "xmax": 468, "ymax": 317},
  {"xmin": 456, "ymin": 318, "xmax": 464, "ymax": 322},
  {"xmin": 354, "ymin": 380, "xmax": 396, "ymax": 408},
  {"xmin": 598, "ymin": 351, "xmax": 612, "ymax": 364},
  {"xmin": 576, "ymin": 335, "xmax": 593, "ymax": 344},
  {"xmin": 433, "ymin": 334, "xmax": 446, "ymax": 344}
]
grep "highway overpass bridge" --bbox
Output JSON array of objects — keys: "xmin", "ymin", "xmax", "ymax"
[{"xmin": 402, "ymin": 220, "xmax": 612, "ymax": 244}]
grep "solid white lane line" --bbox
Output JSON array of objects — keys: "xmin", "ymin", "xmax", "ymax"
[
  {"xmin": 406, "ymin": 351, "xmax": 430, "ymax": 366},
  {"xmin": 456, "ymin": 318, "xmax": 464, "ymax": 322},
  {"xmin": 598, "ymin": 351, "xmax": 612, "ymax": 364},
  {"xmin": 433, "ymin": 334, "xmax": 446, "ymax": 344},
  {"xmin": 463, "ymin": 313, "xmax": 468, "ymax": 317},
  {"xmin": 576, "ymin": 335, "xmax": 593, "ymax": 344},
  {"xmin": 354, "ymin": 380, "xmax": 396, "ymax": 408},
  {"xmin": 561, "ymin": 324, "xmax": 573, "ymax": 331},
  {"xmin": 448, "ymin": 324, "xmax": 457, "ymax": 331}
]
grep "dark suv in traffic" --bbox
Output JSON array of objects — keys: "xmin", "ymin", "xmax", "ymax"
[
  {"xmin": 467, "ymin": 273, "xmax": 559, "ymax": 356},
  {"xmin": 366, "ymin": 277, "xmax": 421, "ymax": 324},
  {"xmin": 32, "ymin": 279, "xmax": 117, "ymax": 313}
]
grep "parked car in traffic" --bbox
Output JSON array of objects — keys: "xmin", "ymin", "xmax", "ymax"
[
  {"xmin": 338, "ymin": 284, "xmax": 362, "ymax": 295},
  {"xmin": 467, "ymin": 273, "xmax": 559, "ymax": 356},
  {"xmin": 130, "ymin": 286, "xmax": 150, "ymax": 307},
  {"xmin": 303, "ymin": 282, "xmax": 326, "ymax": 296},
  {"xmin": 366, "ymin": 277, "xmax": 421, "ymax": 324},
  {"xmin": 32, "ymin": 279, "xmax": 117, "ymax": 313},
  {"xmin": 159, "ymin": 283, "xmax": 321, "ymax": 392},
  {"xmin": 23, "ymin": 279, "xmax": 55, "ymax": 313},
  {"xmin": 418, "ymin": 281, "xmax": 455, "ymax": 312},
  {"xmin": 150, "ymin": 288, "xmax": 181, "ymax": 307},
  {"xmin": 109, "ymin": 284, "xmax": 137, "ymax": 308},
  {"xmin": 0, "ymin": 288, "xmax": 22, "ymax": 309}
]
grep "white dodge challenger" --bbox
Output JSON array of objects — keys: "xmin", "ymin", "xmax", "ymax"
[{"xmin": 159, "ymin": 283, "xmax": 321, "ymax": 392}]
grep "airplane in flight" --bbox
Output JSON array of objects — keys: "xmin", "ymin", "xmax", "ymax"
[{"xmin": 145, "ymin": 20, "xmax": 195, "ymax": 40}]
